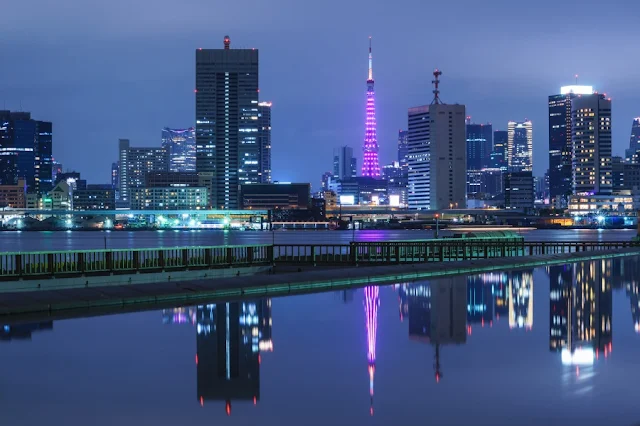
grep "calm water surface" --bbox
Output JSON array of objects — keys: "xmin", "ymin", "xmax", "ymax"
[
  {"xmin": 1, "ymin": 256, "xmax": 640, "ymax": 425},
  {"xmin": 0, "ymin": 228, "xmax": 635, "ymax": 251}
]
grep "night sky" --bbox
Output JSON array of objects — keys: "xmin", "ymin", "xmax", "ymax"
[{"xmin": 1, "ymin": 0, "xmax": 638, "ymax": 189}]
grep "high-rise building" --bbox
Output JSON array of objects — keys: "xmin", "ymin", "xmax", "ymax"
[
  {"xmin": 117, "ymin": 139, "xmax": 169, "ymax": 206},
  {"xmin": 407, "ymin": 70, "xmax": 466, "ymax": 210},
  {"xmin": 571, "ymin": 93, "xmax": 612, "ymax": 195},
  {"xmin": 507, "ymin": 121, "xmax": 533, "ymax": 172},
  {"xmin": 162, "ymin": 127, "xmax": 196, "ymax": 173},
  {"xmin": 257, "ymin": 102, "xmax": 272, "ymax": 183},
  {"xmin": 361, "ymin": 38, "xmax": 380, "ymax": 178},
  {"xmin": 0, "ymin": 110, "xmax": 53, "ymax": 194},
  {"xmin": 398, "ymin": 130, "xmax": 409, "ymax": 166},
  {"xmin": 466, "ymin": 120, "xmax": 493, "ymax": 171},
  {"xmin": 333, "ymin": 146, "xmax": 357, "ymax": 180},
  {"xmin": 491, "ymin": 130, "xmax": 508, "ymax": 170},
  {"xmin": 196, "ymin": 35, "xmax": 259, "ymax": 209},
  {"xmin": 548, "ymin": 85, "xmax": 594, "ymax": 203},
  {"xmin": 624, "ymin": 117, "xmax": 640, "ymax": 163}
]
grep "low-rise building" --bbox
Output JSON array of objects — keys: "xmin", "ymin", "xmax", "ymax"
[
  {"xmin": 239, "ymin": 183, "xmax": 310, "ymax": 210},
  {"xmin": 73, "ymin": 184, "xmax": 116, "ymax": 211},
  {"xmin": 0, "ymin": 179, "xmax": 27, "ymax": 208},
  {"xmin": 568, "ymin": 193, "xmax": 637, "ymax": 215},
  {"xmin": 129, "ymin": 187, "xmax": 208, "ymax": 210},
  {"xmin": 504, "ymin": 171, "xmax": 534, "ymax": 210}
]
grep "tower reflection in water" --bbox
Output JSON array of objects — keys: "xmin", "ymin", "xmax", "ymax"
[
  {"xmin": 162, "ymin": 298, "xmax": 272, "ymax": 414},
  {"xmin": 548, "ymin": 260, "xmax": 612, "ymax": 365},
  {"xmin": 364, "ymin": 286, "xmax": 379, "ymax": 416},
  {"xmin": 402, "ymin": 278, "xmax": 467, "ymax": 382}
]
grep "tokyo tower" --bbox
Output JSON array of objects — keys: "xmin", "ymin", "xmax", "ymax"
[{"xmin": 361, "ymin": 37, "xmax": 381, "ymax": 178}]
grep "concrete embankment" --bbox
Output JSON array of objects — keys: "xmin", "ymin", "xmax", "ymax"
[{"xmin": 1, "ymin": 248, "xmax": 638, "ymax": 320}]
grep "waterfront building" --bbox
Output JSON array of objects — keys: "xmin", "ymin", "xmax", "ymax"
[
  {"xmin": 333, "ymin": 146, "xmax": 357, "ymax": 180},
  {"xmin": 72, "ymin": 184, "xmax": 116, "ymax": 211},
  {"xmin": 571, "ymin": 94, "xmax": 612, "ymax": 195},
  {"xmin": 548, "ymin": 85, "xmax": 593, "ymax": 203},
  {"xmin": 129, "ymin": 187, "xmax": 207, "ymax": 210},
  {"xmin": 0, "ymin": 179, "xmax": 27, "ymax": 208},
  {"xmin": 507, "ymin": 121, "xmax": 532, "ymax": 172},
  {"xmin": 239, "ymin": 182, "xmax": 310, "ymax": 210},
  {"xmin": 196, "ymin": 35, "xmax": 260, "ymax": 209},
  {"xmin": 407, "ymin": 70, "xmax": 466, "ymax": 210},
  {"xmin": 162, "ymin": 127, "xmax": 196, "ymax": 173},
  {"xmin": 337, "ymin": 177, "xmax": 388, "ymax": 206},
  {"xmin": 504, "ymin": 171, "xmax": 534, "ymax": 210},
  {"xmin": 361, "ymin": 38, "xmax": 381, "ymax": 178},
  {"xmin": 0, "ymin": 110, "xmax": 53, "ymax": 194}
]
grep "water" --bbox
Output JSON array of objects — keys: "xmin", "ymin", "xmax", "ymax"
[
  {"xmin": 0, "ymin": 228, "xmax": 635, "ymax": 252},
  {"xmin": 1, "ymin": 256, "xmax": 639, "ymax": 425}
]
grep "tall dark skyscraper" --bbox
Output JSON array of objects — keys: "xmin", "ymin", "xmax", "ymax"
[
  {"xmin": 195, "ymin": 35, "xmax": 259, "ymax": 209},
  {"xmin": 333, "ymin": 146, "xmax": 357, "ymax": 180},
  {"xmin": 0, "ymin": 110, "xmax": 53, "ymax": 193},
  {"xmin": 490, "ymin": 130, "xmax": 507, "ymax": 170},
  {"xmin": 548, "ymin": 85, "xmax": 593, "ymax": 203},
  {"xmin": 257, "ymin": 102, "xmax": 272, "ymax": 183},
  {"xmin": 162, "ymin": 127, "xmax": 196, "ymax": 173},
  {"xmin": 465, "ymin": 120, "xmax": 492, "ymax": 171}
]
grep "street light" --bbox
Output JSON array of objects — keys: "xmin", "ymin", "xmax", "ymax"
[{"xmin": 434, "ymin": 214, "xmax": 440, "ymax": 239}]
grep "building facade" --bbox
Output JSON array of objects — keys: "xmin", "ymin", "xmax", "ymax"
[
  {"xmin": 507, "ymin": 121, "xmax": 533, "ymax": 172},
  {"xmin": 73, "ymin": 184, "xmax": 116, "ymax": 210},
  {"xmin": 398, "ymin": 130, "xmax": 409, "ymax": 166},
  {"xmin": 257, "ymin": 102, "xmax": 272, "ymax": 183},
  {"xmin": 129, "ymin": 187, "xmax": 208, "ymax": 210},
  {"xmin": 625, "ymin": 117, "xmax": 640, "ymax": 163},
  {"xmin": 407, "ymin": 99, "xmax": 466, "ymax": 210},
  {"xmin": 466, "ymin": 121, "xmax": 493, "ymax": 171},
  {"xmin": 333, "ymin": 146, "xmax": 357, "ymax": 180},
  {"xmin": 548, "ymin": 86, "xmax": 593, "ymax": 203},
  {"xmin": 491, "ymin": 130, "xmax": 508, "ymax": 170},
  {"xmin": 118, "ymin": 138, "xmax": 169, "ymax": 206},
  {"xmin": 162, "ymin": 127, "xmax": 196, "ymax": 173},
  {"xmin": 0, "ymin": 179, "xmax": 27, "ymax": 208},
  {"xmin": 504, "ymin": 171, "xmax": 534, "ymax": 209},
  {"xmin": 571, "ymin": 94, "xmax": 612, "ymax": 195},
  {"xmin": 195, "ymin": 35, "xmax": 260, "ymax": 209},
  {"xmin": 239, "ymin": 182, "xmax": 310, "ymax": 210},
  {"xmin": 0, "ymin": 110, "xmax": 53, "ymax": 194}
]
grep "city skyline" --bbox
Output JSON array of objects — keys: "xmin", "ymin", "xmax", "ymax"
[{"xmin": 2, "ymin": 0, "xmax": 638, "ymax": 188}]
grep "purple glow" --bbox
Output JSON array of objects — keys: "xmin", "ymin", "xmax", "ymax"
[
  {"xmin": 364, "ymin": 286, "xmax": 379, "ymax": 364},
  {"xmin": 361, "ymin": 40, "xmax": 381, "ymax": 178}
]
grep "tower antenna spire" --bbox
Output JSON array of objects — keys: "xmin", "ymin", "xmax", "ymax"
[
  {"xmin": 575, "ymin": 74, "xmax": 579, "ymax": 84},
  {"xmin": 368, "ymin": 36, "xmax": 373, "ymax": 82},
  {"xmin": 431, "ymin": 69, "xmax": 443, "ymax": 105}
]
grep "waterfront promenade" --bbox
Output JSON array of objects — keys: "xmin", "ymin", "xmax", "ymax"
[{"xmin": 0, "ymin": 248, "xmax": 638, "ymax": 319}]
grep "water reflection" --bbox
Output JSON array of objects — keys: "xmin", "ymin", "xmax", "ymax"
[
  {"xmin": 6, "ymin": 256, "xmax": 640, "ymax": 421},
  {"xmin": 161, "ymin": 299, "xmax": 273, "ymax": 414}
]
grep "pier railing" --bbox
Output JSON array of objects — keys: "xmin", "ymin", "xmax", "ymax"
[{"xmin": 0, "ymin": 240, "xmax": 638, "ymax": 281}]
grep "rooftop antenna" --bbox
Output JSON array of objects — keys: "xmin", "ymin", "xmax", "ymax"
[
  {"xmin": 575, "ymin": 74, "xmax": 579, "ymax": 85},
  {"xmin": 431, "ymin": 69, "xmax": 443, "ymax": 105},
  {"xmin": 223, "ymin": 35, "xmax": 230, "ymax": 50}
]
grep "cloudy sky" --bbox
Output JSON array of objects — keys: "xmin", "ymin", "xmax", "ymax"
[{"xmin": 1, "ymin": 0, "xmax": 638, "ymax": 188}]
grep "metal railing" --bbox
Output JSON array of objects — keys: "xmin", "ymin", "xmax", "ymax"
[
  {"xmin": 0, "ymin": 245, "xmax": 272, "ymax": 281},
  {"xmin": 0, "ymin": 240, "xmax": 638, "ymax": 281}
]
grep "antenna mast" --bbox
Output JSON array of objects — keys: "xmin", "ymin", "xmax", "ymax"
[{"xmin": 431, "ymin": 69, "xmax": 443, "ymax": 105}]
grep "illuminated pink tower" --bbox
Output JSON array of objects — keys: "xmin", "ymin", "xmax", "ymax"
[
  {"xmin": 364, "ymin": 286, "xmax": 380, "ymax": 416},
  {"xmin": 361, "ymin": 37, "xmax": 381, "ymax": 178}
]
